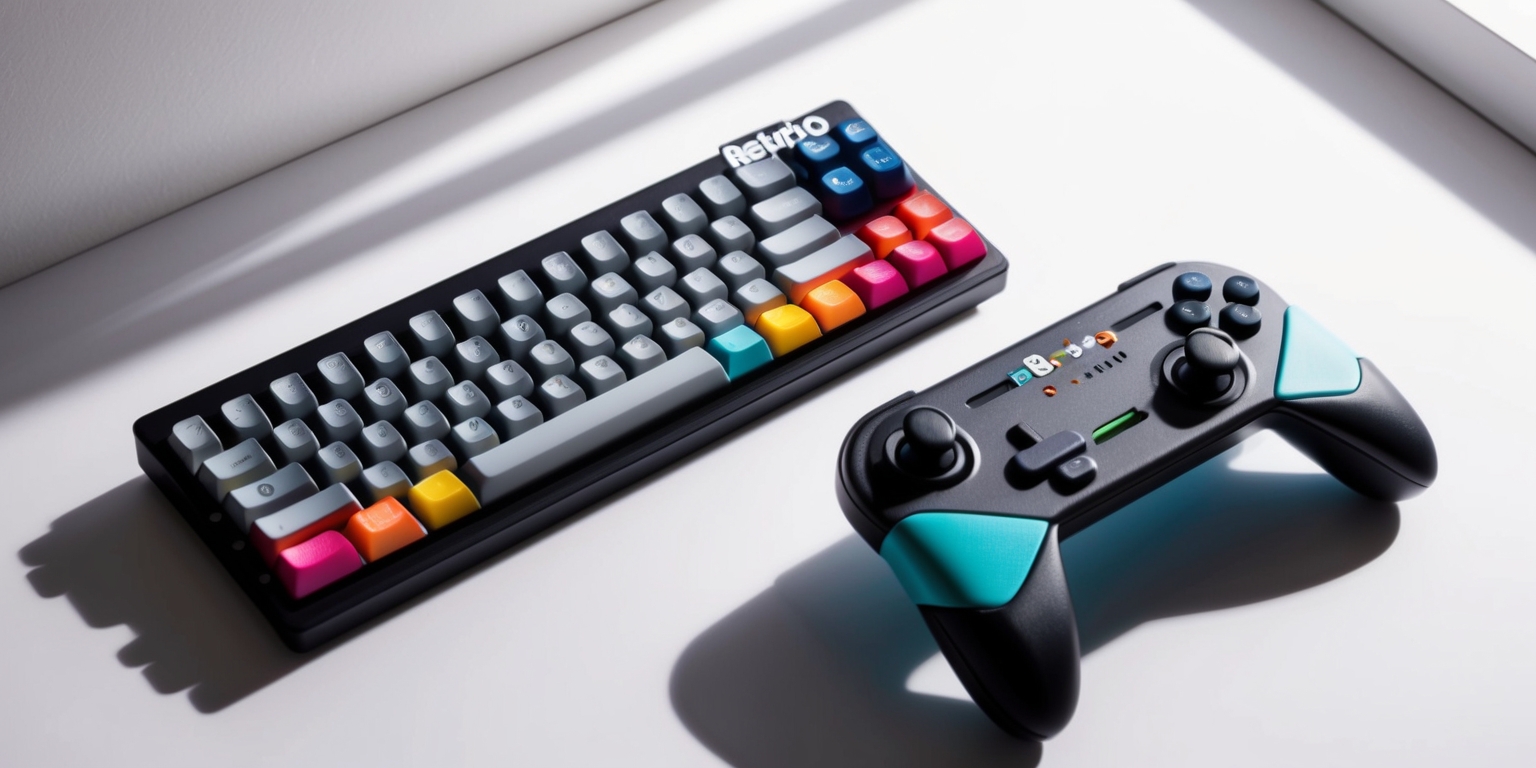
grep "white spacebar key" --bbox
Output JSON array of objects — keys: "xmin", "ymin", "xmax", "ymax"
[{"xmin": 462, "ymin": 347, "xmax": 730, "ymax": 503}]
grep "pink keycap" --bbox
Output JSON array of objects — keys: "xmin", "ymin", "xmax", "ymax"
[
  {"xmin": 887, "ymin": 240, "xmax": 949, "ymax": 289},
  {"xmin": 925, "ymin": 217, "xmax": 987, "ymax": 270},
  {"xmin": 842, "ymin": 260, "xmax": 910, "ymax": 309},
  {"xmin": 275, "ymin": 531, "xmax": 363, "ymax": 599}
]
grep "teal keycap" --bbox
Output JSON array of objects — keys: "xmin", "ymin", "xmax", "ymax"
[{"xmin": 706, "ymin": 325, "xmax": 773, "ymax": 380}]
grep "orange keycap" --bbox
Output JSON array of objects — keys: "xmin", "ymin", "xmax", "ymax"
[
  {"xmin": 894, "ymin": 191, "xmax": 953, "ymax": 239},
  {"xmin": 754, "ymin": 304, "xmax": 823, "ymax": 357},
  {"xmin": 799, "ymin": 280, "xmax": 866, "ymax": 332},
  {"xmin": 856, "ymin": 215, "xmax": 913, "ymax": 259},
  {"xmin": 343, "ymin": 497, "xmax": 427, "ymax": 562}
]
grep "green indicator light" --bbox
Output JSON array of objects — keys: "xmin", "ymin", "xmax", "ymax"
[{"xmin": 1092, "ymin": 409, "xmax": 1146, "ymax": 444}]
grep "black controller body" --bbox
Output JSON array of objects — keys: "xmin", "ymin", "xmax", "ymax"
[{"xmin": 835, "ymin": 261, "xmax": 1437, "ymax": 739}]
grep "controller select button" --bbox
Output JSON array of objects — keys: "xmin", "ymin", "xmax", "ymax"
[
  {"xmin": 1167, "ymin": 300, "xmax": 1212, "ymax": 333},
  {"xmin": 1223, "ymin": 275, "xmax": 1260, "ymax": 305},
  {"xmin": 1054, "ymin": 455, "xmax": 1097, "ymax": 491},
  {"xmin": 1009, "ymin": 430, "xmax": 1087, "ymax": 483},
  {"xmin": 1172, "ymin": 271, "xmax": 1213, "ymax": 300},
  {"xmin": 1219, "ymin": 303, "xmax": 1262, "ymax": 338}
]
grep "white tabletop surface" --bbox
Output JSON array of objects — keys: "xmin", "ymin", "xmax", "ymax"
[{"xmin": 3, "ymin": 0, "xmax": 1534, "ymax": 765}]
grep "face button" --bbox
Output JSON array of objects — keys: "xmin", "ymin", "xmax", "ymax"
[
  {"xmin": 1222, "ymin": 275, "xmax": 1259, "ymax": 305},
  {"xmin": 1219, "ymin": 302, "xmax": 1262, "ymax": 338},
  {"xmin": 896, "ymin": 407, "xmax": 960, "ymax": 476},
  {"xmin": 1172, "ymin": 271, "xmax": 1213, "ymax": 301},
  {"xmin": 1009, "ymin": 430, "xmax": 1087, "ymax": 483},
  {"xmin": 1054, "ymin": 455, "xmax": 1097, "ymax": 492},
  {"xmin": 1167, "ymin": 299, "xmax": 1212, "ymax": 333}
]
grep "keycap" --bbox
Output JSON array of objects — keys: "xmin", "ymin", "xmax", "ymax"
[
  {"xmin": 274, "ymin": 418, "xmax": 321, "ymax": 464},
  {"xmin": 409, "ymin": 470, "xmax": 481, "ymax": 530},
  {"xmin": 275, "ymin": 531, "xmax": 364, "ymax": 599},
  {"xmin": 887, "ymin": 239, "xmax": 949, "ymax": 289},
  {"xmin": 491, "ymin": 395, "xmax": 543, "ymax": 438},
  {"xmin": 409, "ymin": 356, "xmax": 453, "ymax": 402},
  {"xmin": 221, "ymin": 394, "xmax": 272, "ymax": 442},
  {"xmin": 406, "ymin": 439, "xmax": 458, "ymax": 481},
  {"xmin": 454, "ymin": 336, "xmax": 499, "ymax": 381},
  {"xmin": 545, "ymin": 293, "xmax": 591, "ymax": 337},
  {"xmin": 343, "ymin": 498, "xmax": 426, "ymax": 562},
  {"xmin": 894, "ymin": 191, "xmax": 952, "ymax": 239},
  {"xmin": 842, "ymin": 259, "xmax": 910, "ymax": 310},
  {"xmin": 617, "ymin": 335, "xmax": 666, "ymax": 376},
  {"xmin": 794, "ymin": 135, "xmax": 841, "ymax": 176},
  {"xmin": 799, "ymin": 280, "xmax": 866, "ymax": 332},
  {"xmin": 697, "ymin": 175, "xmax": 745, "ymax": 219},
  {"xmin": 706, "ymin": 325, "xmax": 773, "ymax": 380},
  {"xmin": 496, "ymin": 270, "xmax": 545, "ymax": 318},
  {"xmin": 528, "ymin": 340, "xmax": 575, "ymax": 381},
  {"xmin": 818, "ymin": 167, "xmax": 871, "ymax": 220},
  {"xmin": 716, "ymin": 251, "xmax": 766, "ymax": 290},
  {"xmin": 589, "ymin": 272, "xmax": 639, "ymax": 313},
  {"xmin": 359, "ymin": 420, "xmax": 408, "ymax": 465},
  {"xmin": 578, "ymin": 234, "xmax": 630, "ymax": 276},
  {"xmin": 694, "ymin": 298, "xmax": 744, "ymax": 338},
  {"xmin": 453, "ymin": 289, "xmax": 501, "ymax": 339},
  {"xmin": 537, "ymin": 374, "xmax": 586, "ymax": 416},
  {"xmin": 755, "ymin": 305, "xmax": 822, "ymax": 356},
  {"xmin": 360, "ymin": 461, "xmax": 413, "ymax": 504},
  {"xmin": 401, "ymin": 401, "xmax": 450, "ymax": 445},
  {"xmin": 706, "ymin": 215, "xmax": 755, "ymax": 255},
  {"xmin": 657, "ymin": 317, "xmax": 706, "ymax": 357},
  {"xmin": 363, "ymin": 331, "xmax": 411, "ymax": 380},
  {"xmin": 444, "ymin": 380, "xmax": 492, "ymax": 423},
  {"xmin": 362, "ymin": 378, "xmax": 408, "ymax": 422},
  {"xmin": 169, "ymin": 415, "xmax": 222, "ymax": 473},
  {"xmin": 661, "ymin": 193, "xmax": 707, "ymax": 236},
  {"xmin": 568, "ymin": 321, "xmax": 616, "ymax": 362},
  {"xmin": 856, "ymin": 215, "xmax": 912, "ymax": 259},
  {"xmin": 837, "ymin": 118, "xmax": 878, "ymax": 149},
  {"xmin": 269, "ymin": 374, "xmax": 318, "ymax": 421},
  {"xmin": 678, "ymin": 267, "xmax": 728, "ymax": 308},
  {"xmin": 772, "ymin": 234, "xmax": 875, "ymax": 303},
  {"xmin": 463, "ymin": 348, "xmax": 730, "ymax": 503},
  {"xmin": 317, "ymin": 399, "xmax": 364, "ymax": 444},
  {"xmin": 541, "ymin": 251, "xmax": 588, "ymax": 296},
  {"xmin": 926, "ymin": 218, "xmax": 987, "ymax": 271},
  {"xmin": 225, "ymin": 462, "xmax": 317, "ymax": 532},
  {"xmin": 619, "ymin": 211, "xmax": 667, "ymax": 256},
  {"xmin": 499, "ymin": 314, "xmax": 546, "ymax": 359},
  {"xmin": 484, "ymin": 359, "xmax": 535, "ymax": 401},
  {"xmin": 250, "ymin": 483, "xmax": 362, "ymax": 565},
  {"xmin": 630, "ymin": 252, "xmax": 678, "ymax": 292},
  {"xmin": 604, "ymin": 303, "xmax": 653, "ymax": 344},
  {"xmin": 749, "ymin": 187, "xmax": 821, "ymax": 236},
  {"xmin": 407, "ymin": 313, "xmax": 456, "ymax": 359},
  {"xmin": 198, "ymin": 438, "xmax": 277, "ymax": 500},
  {"xmin": 757, "ymin": 216, "xmax": 839, "ymax": 269},
  {"xmin": 450, "ymin": 416, "xmax": 500, "ymax": 459},
  {"xmin": 317, "ymin": 441, "xmax": 364, "ymax": 486},
  {"xmin": 858, "ymin": 143, "xmax": 913, "ymax": 198},
  {"xmin": 670, "ymin": 234, "xmax": 718, "ymax": 273},
  {"xmin": 577, "ymin": 355, "xmax": 627, "ymax": 396},
  {"xmin": 732, "ymin": 156, "xmax": 795, "ymax": 202},
  {"xmin": 734, "ymin": 278, "xmax": 787, "ymax": 326},
  {"xmin": 642, "ymin": 286, "xmax": 690, "ymax": 324}
]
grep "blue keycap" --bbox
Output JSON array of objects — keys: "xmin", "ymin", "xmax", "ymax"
[
  {"xmin": 859, "ymin": 142, "xmax": 913, "ymax": 199},
  {"xmin": 837, "ymin": 119, "xmax": 878, "ymax": 150},
  {"xmin": 819, "ymin": 167, "xmax": 873, "ymax": 221},
  {"xmin": 706, "ymin": 325, "xmax": 773, "ymax": 380},
  {"xmin": 794, "ymin": 135, "xmax": 842, "ymax": 176}
]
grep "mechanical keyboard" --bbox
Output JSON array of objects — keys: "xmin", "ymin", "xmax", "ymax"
[{"xmin": 134, "ymin": 101, "xmax": 1009, "ymax": 650}]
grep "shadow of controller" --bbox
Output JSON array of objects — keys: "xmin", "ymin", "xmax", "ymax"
[{"xmin": 670, "ymin": 442, "xmax": 1398, "ymax": 768}]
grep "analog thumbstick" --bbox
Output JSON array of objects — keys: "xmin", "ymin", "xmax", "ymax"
[
  {"xmin": 1173, "ymin": 328, "xmax": 1241, "ymax": 398},
  {"xmin": 897, "ymin": 407, "xmax": 959, "ymax": 476}
]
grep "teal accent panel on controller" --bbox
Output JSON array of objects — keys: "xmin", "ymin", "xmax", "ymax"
[
  {"xmin": 879, "ymin": 512, "xmax": 1049, "ymax": 609},
  {"xmin": 1275, "ymin": 306, "xmax": 1362, "ymax": 400}
]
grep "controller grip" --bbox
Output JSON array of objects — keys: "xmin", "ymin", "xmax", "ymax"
[
  {"xmin": 1270, "ymin": 358, "xmax": 1437, "ymax": 501},
  {"xmin": 918, "ymin": 525, "xmax": 1080, "ymax": 740}
]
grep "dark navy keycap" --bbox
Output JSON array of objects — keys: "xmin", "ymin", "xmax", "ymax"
[
  {"xmin": 1167, "ymin": 300, "xmax": 1212, "ymax": 333},
  {"xmin": 1173, "ymin": 271, "xmax": 1213, "ymax": 301},
  {"xmin": 819, "ymin": 167, "xmax": 872, "ymax": 221},
  {"xmin": 859, "ymin": 143, "xmax": 913, "ymax": 199},
  {"xmin": 837, "ymin": 119, "xmax": 878, "ymax": 150},
  {"xmin": 1223, "ymin": 275, "xmax": 1260, "ymax": 305},
  {"xmin": 1219, "ymin": 303, "xmax": 1262, "ymax": 338},
  {"xmin": 794, "ymin": 135, "xmax": 841, "ymax": 176}
]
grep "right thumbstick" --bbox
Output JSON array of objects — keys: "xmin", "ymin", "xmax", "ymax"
[{"xmin": 1173, "ymin": 329, "xmax": 1241, "ymax": 399}]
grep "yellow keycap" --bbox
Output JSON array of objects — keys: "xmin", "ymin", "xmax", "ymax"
[
  {"xmin": 754, "ymin": 304, "xmax": 822, "ymax": 357},
  {"xmin": 408, "ymin": 470, "xmax": 481, "ymax": 530}
]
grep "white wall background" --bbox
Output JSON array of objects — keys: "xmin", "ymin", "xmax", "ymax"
[{"xmin": 0, "ymin": 0, "xmax": 654, "ymax": 288}]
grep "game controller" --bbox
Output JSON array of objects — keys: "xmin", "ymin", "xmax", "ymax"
[{"xmin": 835, "ymin": 261, "xmax": 1437, "ymax": 739}]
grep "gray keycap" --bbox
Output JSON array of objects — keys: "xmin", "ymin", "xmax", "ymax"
[
  {"xmin": 707, "ymin": 215, "xmax": 755, "ymax": 255},
  {"xmin": 630, "ymin": 252, "xmax": 677, "ymax": 292},
  {"xmin": 198, "ymin": 438, "xmax": 277, "ymax": 500},
  {"xmin": 678, "ymin": 267, "xmax": 728, "ymax": 308},
  {"xmin": 451, "ymin": 416, "xmax": 500, "ymax": 459},
  {"xmin": 566, "ymin": 321, "xmax": 616, "ymax": 363},
  {"xmin": 694, "ymin": 299, "xmax": 744, "ymax": 338},
  {"xmin": 317, "ymin": 441, "xmax": 364, "ymax": 486},
  {"xmin": 317, "ymin": 398, "xmax": 364, "ymax": 444},
  {"xmin": 463, "ymin": 348, "xmax": 730, "ymax": 503},
  {"xmin": 641, "ymin": 286, "xmax": 689, "ymax": 324},
  {"xmin": 661, "ymin": 193, "xmax": 707, "ymax": 236},
  {"xmin": 402, "ymin": 400, "xmax": 450, "ymax": 444},
  {"xmin": 716, "ymin": 250, "xmax": 766, "ymax": 290},
  {"xmin": 670, "ymin": 234, "xmax": 718, "ymax": 273},
  {"xmin": 444, "ymin": 380, "xmax": 491, "ymax": 423},
  {"xmin": 318, "ymin": 352, "xmax": 367, "ymax": 401},
  {"xmin": 454, "ymin": 336, "xmax": 499, "ymax": 381},
  {"xmin": 221, "ymin": 394, "xmax": 272, "ymax": 442},
  {"xmin": 589, "ymin": 272, "xmax": 639, "ymax": 314},
  {"xmin": 732, "ymin": 157, "xmax": 795, "ymax": 202},
  {"xmin": 362, "ymin": 377, "xmax": 407, "ymax": 422},
  {"xmin": 359, "ymin": 420, "xmax": 408, "ymax": 465},
  {"xmin": 545, "ymin": 293, "xmax": 591, "ymax": 337},
  {"xmin": 269, "ymin": 374, "xmax": 318, "ymax": 421},
  {"xmin": 409, "ymin": 356, "xmax": 453, "ymax": 402},
  {"xmin": 528, "ymin": 340, "xmax": 576, "ymax": 381},
  {"xmin": 619, "ymin": 211, "xmax": 667, "ymax": 255},
  {"xmin": 750, "ymin": 187, "xmax": 821, "ymax": 236},
  {"xmin": 773, "ymin": 234, "xmax": 875, "ymax": 300},
  {"xmin": 361, "ymin": 461, "xmax": 413, "ymax": 504},
  {"xmin": 407, "ymin": 439, "xmax": 458, "ymax": 481},
  {"xmin": 496, "ymin": 270, "xmax": 544, "ymax": 318},
  {"xmin": 604, "ymin": 303, "xmax": 653, "ymax": 345},
  {"xmin": 491, "ymin": 395, "xmax": 543, "ymax": 438},
  {"xmin": 577, "ymin": 355, "xmax": 627, "ymax": 396},
  {"xmin": 225, "ymin": 463, "xmax": 317, "ymax": 533},
  {"xmin": 499, "ymin": 314, "xmax": 546, "ymax": 360},
  {"xmin": 407, "ymin": 312, "xmax": 455, "ymax": 359},
  {"xmin": 578, "ymin": 233, "xmax": 629, "ymax": 276},
  {"xmin": 537, "ymin": 374, "xmax": 586, "ymax": 417},
  {"xmin": 617, "ymin": 335, "xmax": 666, "ymax": 376},
  {"xmin": 698, "ymin": 175, "xmax": 746, "ymax": 219},
  {"xmin": 484, "ymin": 359, "xmax": 534, "ymax": 401},
  {"xmin": 541, "ymin": 251, "xmax": 588, "ymax": 296},
  {"xmin": 274, "ymin": 418, "xmax": 321, "ymax": 464},
  {"xmin": 363, "ymin": 331, "xmax": 411, "ymax": 380},
  {"xmin": 170, "ymin": 415, "xmax": 222, "ymax": 473},
  {"xmin": 757, "ymin": 215, "xmax": 839, "ymax": 269},
  {"xmin": 453, "ymin": 289, "xmax": 501, "ymax": 339},
  {"xmin": 735, "ymin": 278, "xmax": 787, "ymax": 325},
  {"xmin": 251, "ymin": 484, "xmax": 361, "ymax": 550},
  {"xmin": 657, "ymin": 317, "xmax": 706, "ymax": 357}
]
